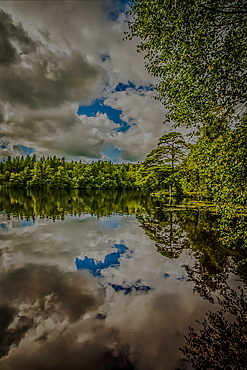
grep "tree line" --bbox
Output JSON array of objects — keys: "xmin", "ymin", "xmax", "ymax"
[
  {"xmin": 0, "ymin": 131, "xmax": 203, "ymax": 194},
  {"xmin": 0, "ymin": 125, "xmax": 246, "ymax": 215},
  {"xmin": 0, "ymin": 131, "xmax": 189, "ymax": 191},
  {"xmin": 0, "ymin": 155, "xmax": 142, "ymax": 189}
]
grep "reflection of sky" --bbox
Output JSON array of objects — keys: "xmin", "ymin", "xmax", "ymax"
[
  {"xmin": 0, "ymin": 220, "xmax": 34, "ymax": 234},
  {"xmin": 0, "ymin": 219, "xmax": 34, "ymax": 234},
  {"xmin": 109, "ymin": 282, "xmax": 151, "ymax": 295},
  {"xmin": 0, "ymin": 212, "xmax": 215, "ymax": 370},
  {"xmin": 75, "ymin": 243, "xmax": 128, "ymax": 277},
  {"xmin": 100, "ymin": 217, "xmax": 120, "ymax": 231},
  {"xmin": 0, "ymin": 223, "xmax": 8, "ymax": 234},
  {"xmin": 75, "ymin": 241, "xmax": 152, "ymax": 294},
  {"xmin": 16, "ymin": 220, "xmax": 35, "ymax": 228}
]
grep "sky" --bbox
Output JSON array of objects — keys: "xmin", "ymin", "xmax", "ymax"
[
  {"xmin": 0, "ymin": 0, "xmax": 177, "ymax": 163},
  {"xmin": 0, "ymin": 211, "xmax": 214, "ymax": 370}
]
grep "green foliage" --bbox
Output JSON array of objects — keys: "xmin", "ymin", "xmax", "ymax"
[
  {"xmin": 142, "ymin": 131, "xmax": 189, "ymax": 194},
  {"xmin": 181, "ymin": 286, "xmax": 247, "ymax": 369},
  {"xmin": 126, "ymin": 1, "xmax": 247, "ymax": 250},
  {"xmin": 0, "ymin": 141, "xmax": 187, "ymax": 194},
  {"xmin": 0, "ymin": 155, "xmax": 145, "ymax": 190},
  {"xmin": 144, "ymin": 132, "xmax": 189, "ymax": 167},
  {"xmin": 126, "ymin": 0, "xmax": 247, "ymax": 128},
  {"xmin": 179, "ymin": 118, "xmax": 247, "ymax": 249}
]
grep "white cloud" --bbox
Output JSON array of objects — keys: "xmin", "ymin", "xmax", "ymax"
[{"xmin": 0, "ymin": 0, "xmax": 174, "ymax": 162}]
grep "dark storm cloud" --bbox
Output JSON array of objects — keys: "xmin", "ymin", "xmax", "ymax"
[
  {"xmin": 0, "ymin": 102, "xmax": 4, "ymax": 123},
  {"xmin": 1, "ymin": 105, "xmax": 107, "ymax": 158},
  {"xmin": 0, "ymin": 264, "xmax": 98, "ymax": 323},
  {"xmin": 0, "ymin": 8, "xmax": 37, "ymax": 65},
  {"xmin": 0, "ymin": 1, "xmax": 168, "ymax": 161},
  {"xmin": 4, "ymin": 338, "xmax": 136, "ymax": 370},
  {"xmin": 0, "ymin": 7, "xmax": 102, "ymax": 110},
  {"xmin": 1, "ymin": 323, "xmax": 137, "ymax": 370},
  {"xmin": 0, "ymin": 50, "xmax": 102, "ymax": 109},
  {"xmin": 0, "ymin": 304, "xmax": 33, "ymax": 359},
  {"xmin": 0, "ymin": 4, "xmax": 107, "ymax": 158},
  {"xmin": 0, "ymin": 264, "xmax": 137, "ymax": 370}
]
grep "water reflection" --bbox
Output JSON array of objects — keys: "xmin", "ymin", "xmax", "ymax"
[
  {"xmin": 0, "ymin": 188, "xmax": 158, "ymax": 219},
  {"xmin": 136, "ymin": 205, "xmax": 247, "ymax": 289},
  {"xmin": 181, "ymin": 285, "xmax": 247, "ymax": 370},
  {"xmin": 0, "ymin": 189, "xmax": 246, "ymax": 370},
  {"xmin": 75, "ymin": 243, "xmax": 129, "ymax": 277}
]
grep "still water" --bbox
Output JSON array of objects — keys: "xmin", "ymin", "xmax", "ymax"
[{"xmin": 0, "ymin": 189, "xmax": 246, "ymax": 370}]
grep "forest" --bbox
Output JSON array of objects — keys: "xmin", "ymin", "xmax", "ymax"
[
  {"xmin": 0, "ymin": 131, "xmax": 190, "ymax": 193},
  {"xmin": 125, "ymin": 0, "xmax": 247, "ymax": 213},
  {"xmin": 0, "ymin": 155, "xmax": 142, "ymax": 190},
  {"xmin": 1, "ymin": 0, "xmax": 247, "ymax": 248},
  {"xmin": 0, "ymin": 124, "xmax": 246, "ymax": 216}
]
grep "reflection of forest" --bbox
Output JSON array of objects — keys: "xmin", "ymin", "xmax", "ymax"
[
  {"xmin": 136, "ymin": 209, "xmax": 190, "ymax": 259},
  {"xmin": 135, "ymin": 203, "xmax": 247, "ymax": 369},
  {"xmin": 2, "ymin": 188, "xmax": 247, "ymax": 286},
  {"xmin": 181, "ymin": 284, "xmax": 247, "ymax": 370},
  {"xmin": 136, "ymin": 206, "xmax": 247, "ymax": 289},
  {"xmin": 0, "ymin": 188, "xmax": 159, "ymax": 220}
]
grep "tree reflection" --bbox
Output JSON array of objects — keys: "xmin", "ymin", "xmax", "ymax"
[
  {"xmin": 136, "ymin": 209, "xmax": 189, "ymax": 259},
  {"xmin": 0, "ymin": 188, "xmax": 159, "ymax": 220},
  {"xmin": 183, "ymin": 262, "xmax": 229, "ymax": 304},
  {"xmin": 97, "ymin": 345, "xmax": 135, "ymax": 370},
  {"xmin": 136, "ymin": 202, "xmax": 247, "ymax": 294},
  {"xmin": 181, "ymin": 285, "xmax": 247, "ymax": 370}
]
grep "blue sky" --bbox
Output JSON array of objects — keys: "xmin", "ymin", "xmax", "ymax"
[
  {"xmin": 77, "ymin": 82, "xmax": 154, "ymax": 134},
  {"xmin": 1, "ymin": 80, "xmax": 156, "ymax": 162},
  {"xmin": 78, "ymin": 98, "xmax": 130, "ymax": 133},
  {"xmin": 0, "ymin": 143, "xmax": 35, "ymax": 159},
  {"xmin": 18, "ymin": 145, "xmax": 35, "ymax": 156},
  {"xmin": 108, "ymin": 0, "xmax": 130, "ymax": 21}
]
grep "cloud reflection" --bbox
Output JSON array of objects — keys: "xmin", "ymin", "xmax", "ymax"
[{"xmin": 0, "ymin": 213, "xmax": 203, "ymax": 370}]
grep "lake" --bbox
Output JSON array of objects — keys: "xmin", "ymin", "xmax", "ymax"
[{"xmin": 0, "ymin": 189, "xmax": 246, "ymax": 370}]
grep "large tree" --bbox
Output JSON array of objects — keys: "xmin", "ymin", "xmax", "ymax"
[
  {"xmin": 126, "ymin": 0, "xmax": 247, "ymax": 129},
  {"xmin": 144, "ymin": 131, "xmax": 189, "ymax": 168},
  {"xmin": 143, "ymin": 131, "xmax": 189, "ymax": 194}
]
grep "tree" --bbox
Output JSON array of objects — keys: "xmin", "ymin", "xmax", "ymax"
[
  {"xmin": 126, "ymin": 0, "xmax": 247, "ymax": 129},
  {"xmin": 143, "ymin": 132, "xmax": 189, "ymax": 195},
  {"xmin": 179, "ymin": 116, "xmax": 247, "ymax": 248}
]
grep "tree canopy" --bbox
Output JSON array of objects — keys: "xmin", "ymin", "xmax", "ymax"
[
  {"xmin": 144, "ymin": 131, "xmax": 189, "ymax": 168},
  {"xmin": 126, "ymin": 0, "xmax": 247, "ymax": 128}
]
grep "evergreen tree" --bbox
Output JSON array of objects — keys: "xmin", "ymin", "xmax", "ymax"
[{"xmin": 143, "ymin": 132, "xmax": 189, "ymax": 195}]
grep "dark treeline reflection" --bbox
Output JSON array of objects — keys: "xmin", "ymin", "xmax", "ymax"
[{"xmin": 2, "ymin": 188, "xmax": 247, "ymax": 283}]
